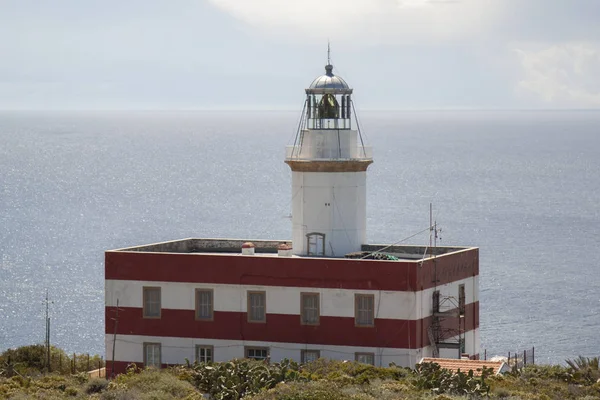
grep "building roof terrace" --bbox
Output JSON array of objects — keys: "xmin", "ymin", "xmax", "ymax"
[{"xmin": 109, "ymin": 238, "xmax": 473, "ymax": 262}]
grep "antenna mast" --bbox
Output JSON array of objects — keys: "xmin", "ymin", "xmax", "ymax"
[{"xmin": 44, "ymin": 289, "xmax": 51, "ymax": 372}]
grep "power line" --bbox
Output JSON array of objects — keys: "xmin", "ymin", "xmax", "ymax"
[{"xmin": 360, "ymin": 226, "xmax": 432, "ymax": 259}]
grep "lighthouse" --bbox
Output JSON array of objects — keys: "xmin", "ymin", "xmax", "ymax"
[
  {"xmin": 285, "ymin": 55, "xmax": 373, "ymax": 257},
  {"xmin": 104, "ymin": 53, "xmax": 481, "ymax": 374}
]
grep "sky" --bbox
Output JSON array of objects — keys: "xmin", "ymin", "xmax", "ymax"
[{"xmin": 1, "ymin": 0, "xmax": 600, "ymax": 110}]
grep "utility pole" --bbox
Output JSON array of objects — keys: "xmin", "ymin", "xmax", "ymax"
[
  {"xmin": 110, "ymin": 299, "xmax": 122, "ymax": 378},
  {"xmin": 44, "ymin": 289, "xmax": 51, "ymax": 372}
]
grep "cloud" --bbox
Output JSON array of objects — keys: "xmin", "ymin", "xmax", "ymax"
[
  {"xmin": 515, "ymin": 43, "xmax": 600, "ymax": 108},
  {"xmin": 207, "ymin": 0, "xmax": 503, "ymax": 44}
]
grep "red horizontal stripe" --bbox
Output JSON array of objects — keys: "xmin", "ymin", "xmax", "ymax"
[
  {"xmin": 106, "ymin": 361, "xmax": 153, "ymax": 377},
  {"xmin": 106, "ymin": 302, "xmax": 478, "ymax": 349},
  {"xmin": 105, "ymin": 249, "xmax": 477, "ymax": 291}
]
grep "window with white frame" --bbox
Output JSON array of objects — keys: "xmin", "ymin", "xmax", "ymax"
[
  {"xmin": 247, "ymin": 291, "xmax": 266, "ymax": 323},
  {"xmin": 355, "ymin": 294, "xmax": 374, "ymax": 327},
  {"xmin": 143, "ymin": 287, "xmax": 161, "ymax": 318},
  {"xmin": 195, "ymin": 345, "xmax": 213, "ymax": 363},
  {"xmin": 195, "ymin": 289, "xmax": 214, "ymax": 321},
  {"xmin": 143, "ymin": 343, "xmax": 161, "ymax": 368},
  {"xmin": 355, "ymin": 352, "xmax": 374, "ymax": 365},
  {"xmin": 301, "ymin": 293, "xmax": 320, "ymax": 325},
  {"xmin": 301, "ymin": 350, "xmax": 320, "ymax": 363},
  {"xmin": 245, "ymin": 347, "xmax": 269, "ymax": 361}
]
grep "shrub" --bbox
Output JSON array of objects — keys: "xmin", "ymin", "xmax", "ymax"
[
  {"xmin": 187, "ymin": 358, "xmax": 306, "ymax": 399},
  {"xmin": 0, "ymin": 345, "xmax": 105, "ymax": 376},
  {"xmin": 250, "ymin": 380, "xmax": 349, "ymax": 400},
  {"xmin": 413, "ymin": 362, "xmax": 491, "ymax": 396},
  {"xmin": 86, "ymin": 377, "xmax": 109, "ymax": 393},
  {"xmin": 115, "ymin": 368, "xmax": 199, "ymax": 399},
  {"xmin": 565, "ymin": 356, "xmax": 600, "ymax": 385}
]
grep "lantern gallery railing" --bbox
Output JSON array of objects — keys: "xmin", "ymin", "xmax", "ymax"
[{"xmin": 285, "ymin": 145, "xmax": 373, "ymax": 161}]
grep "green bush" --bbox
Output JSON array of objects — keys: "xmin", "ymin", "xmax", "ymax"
[
  {"xmin": 0, "ymin": 345, "xmax": 104, "ymax": 376},
  {"xmin": 86, "ymin": 377, "xmax": 109, "ymax": 394},
  {"xmin": 413, "ymin": 362, "xmax": 491, "ymax": 397},
  {"xmin": 187, "ymin": 358, "xmax": 304, "ymax": 400},
  {"xmin": 249, "ymin": 381, "xmax": 349, "ymax": 400},
  {"xmin": 115, "ymin": 368, "xmax": 199, "ymax": 399}
]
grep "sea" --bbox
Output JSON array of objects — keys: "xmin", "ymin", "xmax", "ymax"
[{"xmin": 1, "ymin": 110, "xmax": 599, "ymax": 365}]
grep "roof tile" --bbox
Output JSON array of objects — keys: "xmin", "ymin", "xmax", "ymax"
[{"xmin": 419, "ymin": 358, "xmax": 506, "ymax": 376}]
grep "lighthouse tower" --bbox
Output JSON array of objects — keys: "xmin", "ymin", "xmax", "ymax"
[{"xmin": 285, "ymin": 55, "xmax": 373, "ymax": 257}]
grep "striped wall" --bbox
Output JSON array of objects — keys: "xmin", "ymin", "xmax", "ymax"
[
  {"xmin": 105, "ymin": 276, "xmax": 478, "ymax": 320},
  {"xmin": 105, "ymin": 247, "xmax": 480, "ymax": 373},
  {"xmin": 105, "ymin": 247, "xmax": 478, "ymax": 292},
  {"xmin": 105, "ymin": 328, "xmax": 480, "ymax": 374}
]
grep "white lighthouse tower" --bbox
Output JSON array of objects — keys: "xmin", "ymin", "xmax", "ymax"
[{"xmin": 285, "ymin": 52, "xmax": 373, "ymax": 257}]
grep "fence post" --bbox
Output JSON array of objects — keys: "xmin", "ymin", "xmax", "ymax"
[
  {"xmin": 73, "ymin": 353, "xmax": 76, "ymax": 374},
  {"xmin": 87, "ymin": 353, "xmax": 90, "ymax": 372},
  {"xmin": 532, "ymin": 347, "xmax": 535, "ymax": 365},
  {"xmin": 59, "ymin": 353, "xmax": 62, "ymax": 371},
  {"xmin": 524, "ymin": 350, "xmax": 527, "ymax": 366},
  {"xmin": 484, "ymin": 349, "xmax": 486, "ymax": 360},
  {"xmin": 508, "ymin": 352, "xmax": 510, "ymax": 366}
]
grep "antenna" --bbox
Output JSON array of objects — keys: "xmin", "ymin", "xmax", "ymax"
[
  {"xmin": 43, "ymin": 289, "xmax": 53, "ymax": 372},
  {"xmin": 327, "ymin": 41, "xmax": 331, "ymax": 65}
]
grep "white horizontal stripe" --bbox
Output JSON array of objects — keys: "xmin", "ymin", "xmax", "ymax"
[
  {"xmin": 106, "ymin": 277, "xmax": 477, "ymax": 320},
  {"xmin": 106, "ymin": 334, "xmax": 427, "ymax": 368}
]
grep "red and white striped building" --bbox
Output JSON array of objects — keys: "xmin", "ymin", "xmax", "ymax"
[{"xmin": 105, "ymin": 58, "xmax": 480, "ymax": 375}]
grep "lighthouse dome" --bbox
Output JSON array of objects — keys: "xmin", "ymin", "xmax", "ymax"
[{"xmin": 307, "ymin": 64, "xmax": 353, "ymax": 94}]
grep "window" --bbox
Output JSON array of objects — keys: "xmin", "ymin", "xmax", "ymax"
[
  {"xmin": 195, "ymin": 289, "xmax": 214, "ymax": 321},
  {"xmin": 458, "ymin": 284, "xmax": 465, "ymax": 316},
  {"xmin": 143, "ymin": 343, "xmax": 161, "ymax": 368},
  {"xmin": 247, "ymin": 291, "xmax": 266, "ymax": 323},
  {"xmin": 432, "ymin": 290, "xmax": 440, "ymax": 314},
  {"xmin": 355, "ymin": 294, "xmax": 374, "ymax": 327},
  {"xmin": 300, "ymin": 293, "xmax": 320, "ymax": 325},
  {"xmin": 195, "ymin": 345, "xmax": 213, "ymax": 363},
  {"xmin": 301, "ymin": 350, "xmax": 320, "ymax": 363},
  {"xmin": 306, "ymin": 233, "xmax": 325, "ymax": 256},
  {"xmin": 245, "ymin": 347, "xmax": 269, "ymax": 361},
  {"xmin": 355, "ymin": 353, "xmax": 374, "ymax": 365},
  {"xmin": 143, "ymin": 287, "xmax": 161, "ymax": 318}
]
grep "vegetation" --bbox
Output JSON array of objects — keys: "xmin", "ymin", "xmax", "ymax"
[
  {"xmin": 1, "ymin": 346, "xmax": 599, "ymax": 399},
  {"xmin": 0, "ymin": 344, "xmax": 104, "ymax": 377}
]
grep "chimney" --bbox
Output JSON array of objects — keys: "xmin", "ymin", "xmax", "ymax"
[
  {"xmin": 241, "ymin": 242, "xmax": 255, "ymax": 255},
  {"xmin": 278, "ymin": 243, "xmax": 292, "ymax": 257}
]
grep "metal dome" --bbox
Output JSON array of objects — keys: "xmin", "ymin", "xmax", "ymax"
[{"xmin": 306, "ymin": 65, "xmax": 353, "ymax": 94}]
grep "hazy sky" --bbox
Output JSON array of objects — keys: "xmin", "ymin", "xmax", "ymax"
[{"xmin": 1, "ymin": 0, "xmax": 600, "ymax": 110}]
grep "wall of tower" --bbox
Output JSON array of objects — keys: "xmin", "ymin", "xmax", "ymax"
[
  {"xmin": 295, "ymin": 129, "xmax": 361, "ymax": 159},
  {"xmin": 291, "ymin": 171, "xmax": 366, "ymax": 257}
]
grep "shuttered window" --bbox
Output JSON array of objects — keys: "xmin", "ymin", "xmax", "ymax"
[
  {"xmin": 247, "ymin": 291, "xmax": 266, "ymax": 323},
  {"xmin": 355, "ymin": 294, "xmax": 374, "ymax": 327},
  {"xmin": 143, "ymin": 287, "xmax": 161, "ymax": 318},
  {"xmin": 301, "ymin": 293, "xmax": 320, "ymax": 325},
  {"xmin": 196, "ymin": 289, "xmax": 214, "ymax": 321},
  {"xmin": 143, "ymin": 343, "xmax": 161, "ymax": 368}
]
